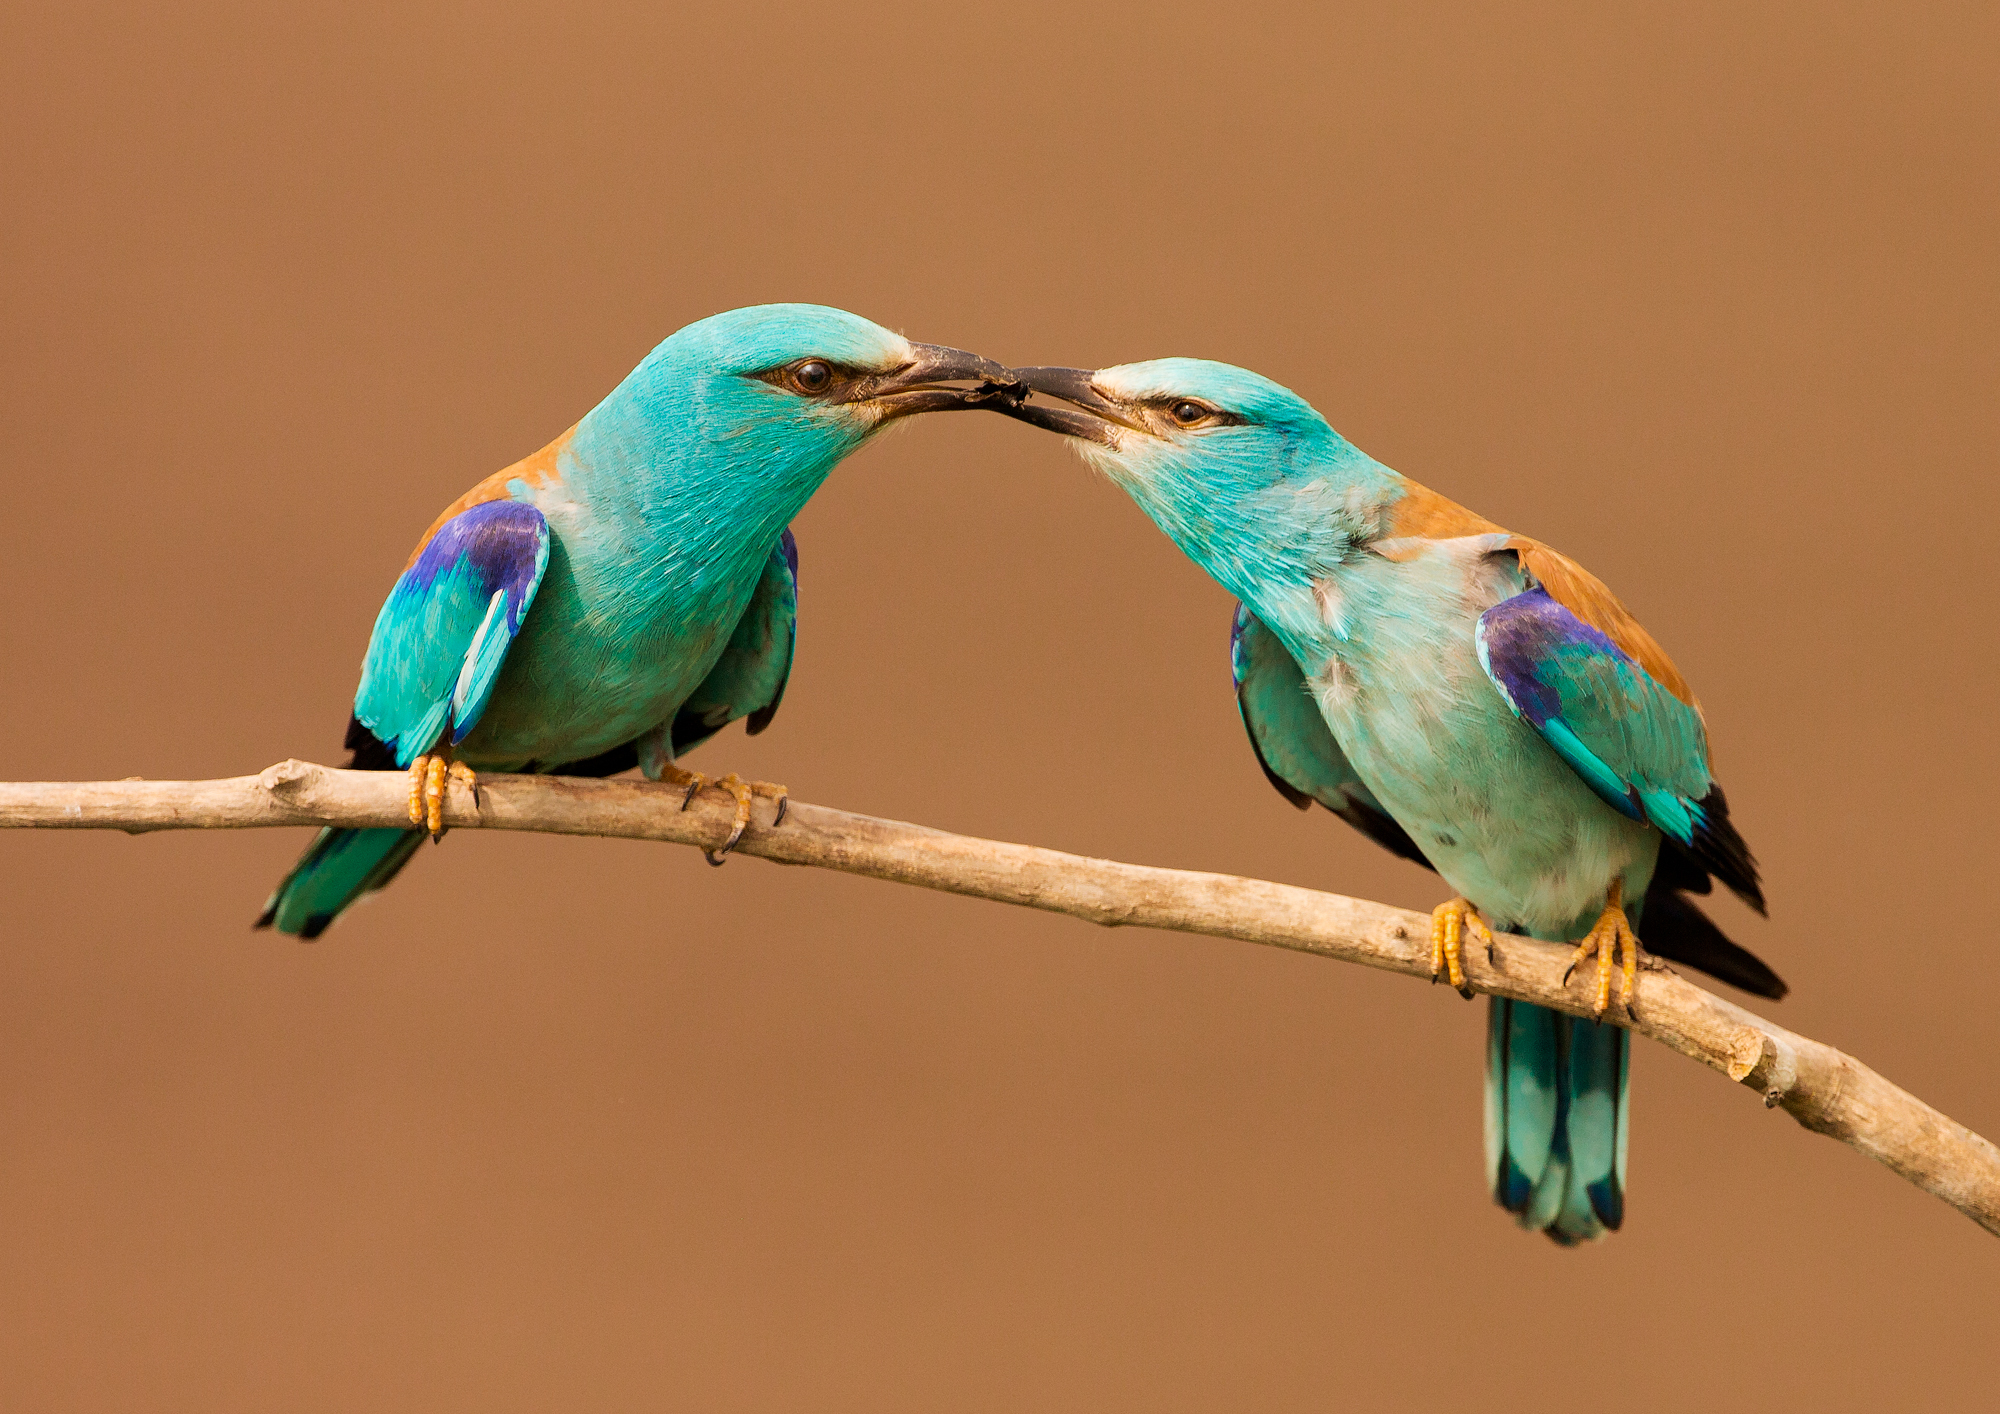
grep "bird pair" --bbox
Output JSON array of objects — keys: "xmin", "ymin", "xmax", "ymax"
[{"xmin": 258, "ymin": 303, "xmax": 1782, "ymax": 1244}]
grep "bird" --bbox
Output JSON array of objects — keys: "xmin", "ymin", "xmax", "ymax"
[
  {"xmin": 257, "ymin": 304, "xmax": 1021, "ymax": 939},
  {"xmin": 998, "ymin": 360, "xmax": 1783, "ymax": 1243}
]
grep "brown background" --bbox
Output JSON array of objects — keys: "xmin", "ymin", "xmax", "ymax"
[{"xmin": 3, "ymin": 3, "xmax": 1996, "ymax": 1409}]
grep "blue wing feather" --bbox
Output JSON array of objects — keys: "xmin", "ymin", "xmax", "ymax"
[
  {"xmin": 1476, "ymin": 588, "xmax": 1711, "ymax": 845},
  {"xmin": 1476, "ymin": 586, "xmax": 1763, "ymax": 911},
  {"xmin": 353, "ymin": 501, "xmax": 550, "ymax": 766},
  {"xmin": 672, "ymin": 528, "xmax": 799, "ymax": 756},
  {"xmin": 1231, "ymin": 602, "xmax": 1778, "ymax": 987},
  {"xmin": 1230, "ymin": 604, "xmax": 1432, "ymax": 868}
]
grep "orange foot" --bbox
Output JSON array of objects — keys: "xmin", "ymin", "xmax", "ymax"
[
  {"xmin": 406, "ymin": 754, "xmax": 476, "ymax": 840},
  {"xmin": 655, "ymin": 764, "xmax": 790, "ymax": 865},
  {"xmin": 1429, "ymin": 896, "xmax": 1493, "ymax": 999},
  {"xmin": 1562, "ymin": 879, "xmax": 1642, "ymax": 1017}
]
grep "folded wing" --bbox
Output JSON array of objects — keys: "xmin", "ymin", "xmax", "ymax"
[
  {"xmin": 1231, "ymin": 603, "xmax": 1430, "ymax": 867},
  {"xmin": 671, "ymin": 528, "xmax": 799, "ymax": 756},
  {"xmin": 351, "ymin": 500, "xmax": 551, "ymax": 766},
  {"xmin": 1474, "ymin": 580, "xmax": 1763, "ymax": 914},
  {"xmin": 1234, "ymin": 594, "xmax": 1782, "ymax": 997}
]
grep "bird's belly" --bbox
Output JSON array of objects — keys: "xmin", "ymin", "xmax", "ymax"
[
  {"xmin": 450, "ymin": 556, "xmax": 735, "ymax": 771},
  {"xmin": 1316, "ymin": 632, "xmax": 1655, "ymax": 941}
]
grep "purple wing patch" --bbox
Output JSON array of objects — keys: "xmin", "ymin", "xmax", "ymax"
[
  {"xmin": 776, "ymin": 525, "xmax": 799, "ymax": 582},
  {"xmin": 405, "ymin": 500, "xmax": 547, "ymax": 636},
  {"xmin": 353, "ymin": 499, "xmax": 550, "ymax": 763},
  {"xmin": 1475, "ymin": 588, "xmax": 1628, "ymax": 727}
]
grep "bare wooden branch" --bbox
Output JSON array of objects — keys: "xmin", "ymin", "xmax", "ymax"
[{"xmin": 4, "ymin": 759, "xmax": 1995, "ymax": 1237}]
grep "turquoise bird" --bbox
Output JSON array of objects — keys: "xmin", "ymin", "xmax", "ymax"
[
  {"xmin": 1001, "ymin": 361, "xmax": 1784, "ymax": 1242},
  {"xmin": 258, "ymin": 304, "xmax": 1020, "ymax": 938}
]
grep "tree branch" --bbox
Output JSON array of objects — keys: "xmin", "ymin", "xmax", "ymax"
[{"xmin": 4, "ymin": 759, "xmax": 1994, "ymax": 1237}]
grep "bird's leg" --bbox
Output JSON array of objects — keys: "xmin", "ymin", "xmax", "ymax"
[
  {"xmin": 1428, "ymin": 897, "xmax": 1491, "ymax": 999},
  {"xmin": 635, "ymin": 721, "xmax": 787, "ymax": 863},
  {"xmin": 649, "ymin": 761, "xmax": 713, "ymax": 810},
  {"xmin": 694, "ymin": 773, "xmax": 789, "ymax": 865},
  {"xmin": 648, "ymin": 762, "xmax": 789, "ymax": 866},
  {"xmin": 405, "ymin": 750, "xmax": 476, "ymax": 840},
  {"xmin": 1561, "ymin": 879, "xmax": 1642, "ymax": 1017}
]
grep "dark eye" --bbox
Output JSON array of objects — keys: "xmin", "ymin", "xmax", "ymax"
[
  {"xmin": 791, "ymin": 360, "xmax": 833, "ymax": 394},
  {"xmin": 1170, "ymin": 400, "xmax": 1210, "ymax": 426}
]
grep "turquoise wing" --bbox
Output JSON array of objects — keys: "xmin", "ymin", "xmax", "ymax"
[
  {"xmin": 1231, "ymin": 603, "xmax": 1431, "ymax": 867},
  {"xmin": 1474, "ymin": 587, "xmax": 1761, "ymax": 909},
  {"xmin": 671, "ymin": 528, "xmax": 798, "ymax": 756},
  {"xmin": 352, "ymin": 501, "xmax": 551, "ymax": 767}
]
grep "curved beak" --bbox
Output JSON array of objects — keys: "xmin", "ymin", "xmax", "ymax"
[
  {"xmin": 989, "ymin": 366, "xmax": 1145, "ymax": 446},
  {"xmin": 860, "ymin": 343, "xmax": 1027, "ymax": 421}
]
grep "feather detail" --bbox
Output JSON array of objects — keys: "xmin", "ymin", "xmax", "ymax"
[
  {"xmin": 352, "ymin": 500, "xmax": 551, "ymax": 766},
  {"xmin": 1505, "ymin": 538, "xmax": 1696, "ymax": 708},
  {"xmin": 402, "ymin": 426, "xmax": 574, "ymax": 570},
  {"xmin": 255, "ymin": 827, "xmax": 425, "ymax": 938},
  {"xmin": 1384, "ymin": 479, "xmax": 1696, "ymax": 708},
  {"xmin": 1487, "ymin": 998, "xmax": 1627, "ymax": 1243},
  {"xmin": 1229, "ymin": 603, "xmax": 1433, "ymax": 866},
  {"xmin": 671, "ymin": 528, "xmax": 799, "ymax": 756}
]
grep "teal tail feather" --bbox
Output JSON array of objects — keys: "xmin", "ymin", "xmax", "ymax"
[
  {"xmin": 1484, "ymin": 998, "xmax": 1629, "ymax": 1244},
  {"xmin": 254, "ymin": 827, "xmax": 425, "ymax": 939}
]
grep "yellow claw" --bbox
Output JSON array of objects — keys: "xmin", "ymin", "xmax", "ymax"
[
  {"xmin": 404, "ymin": 753, "xmax": 476, "ymax": 840},
  {"xmin": 1562, "ymin": 879, "xmax": 1643, "ymax": 1017},
  {"xmin": 656, "ymin": 765, "xmax": 790, "ymax": 863},
  {"xmin": 1429, "ymin": 897, "xmax": 1491, "ymax": 998}
]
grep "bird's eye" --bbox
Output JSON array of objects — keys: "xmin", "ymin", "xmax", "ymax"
[
  {"xmin": 791, "ymin": 360, "xmax": 834, "ymax": 394},
  {"xmin": 1170, "ymin": 400, "xmax": 1210, "ymax": 426}
]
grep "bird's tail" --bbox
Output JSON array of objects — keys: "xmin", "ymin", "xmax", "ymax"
[
  {"xmin": 254, "ymin": 827, "xmax": 425, "ymax": 939},
  {"xmin": 1484, "ymin": 998, "xmax": 1629, "ymax": 1244}
]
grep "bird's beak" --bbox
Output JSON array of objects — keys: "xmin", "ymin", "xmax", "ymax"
[
  {"xmin": 860, "ymin": 344, "xmax": 1027, "ymax": 421},
  {"xmin": 988, "ymin": 367, "xmax": 1146, "ymax": 446}
]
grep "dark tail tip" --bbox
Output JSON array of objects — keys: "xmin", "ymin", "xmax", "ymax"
[
  {"xmin": 1691, "ymin": 785, "xmax": 1766, "ymax": 915},
  {"xmin": 1587, "ymin": 1179, "xmax": 1625, "ymax": 1231},
  {"xmin": 1642, "ymin": 888, "xmax": 1788, "ymax": 999}
]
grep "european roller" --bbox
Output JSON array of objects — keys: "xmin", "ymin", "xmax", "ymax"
[
  {"xmin": 1000, "ymin": 361, "xmax": 1784, "ymax": 1243},
  {"xmin": 258, "ymin": 304, "xmax": 1020, "ymax": 938}
]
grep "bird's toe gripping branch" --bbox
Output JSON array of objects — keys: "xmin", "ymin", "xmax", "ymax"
[
  {"xmin": 1429, "ymin": 896, "xmax": 1492, "ymax": 999},
  {"xmin": 1562, "ymin": 879, "xmax": 1642, "ymax": 1017},
  {"xmin": 406, "ymin": 754, "xmax": 477, "ymax": 839},
  {"xmin": 654, "ymin": 765, "xmax": 789, "ymax": 865}
]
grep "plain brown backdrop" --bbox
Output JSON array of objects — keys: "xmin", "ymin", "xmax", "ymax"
[{"xmin": 3, "ymin": 3, "xmax": 1996, "ymax": 1409}]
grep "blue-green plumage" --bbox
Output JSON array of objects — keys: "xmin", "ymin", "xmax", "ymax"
[
  {"xmin": 259, "ymin": 306, "xmax": 1016, "ymax": 937},
  {"xmin": 355, "ymin": 500, "xmax": 552, "ymax": 767},
  {"xmin": 671, "ymin": 530, "xmax": 799, "ymax": 756},
  {"xmin": 1004, "ymin": 359, "xmax": 1779, "ymax": 1242},
  {"xmin": 1487, "ymin": 997, "xmax": 1630, "ymax": 1242},
  {"xmin": 259, "ymin": 826, "xmax": 425, "ymax": 940}
]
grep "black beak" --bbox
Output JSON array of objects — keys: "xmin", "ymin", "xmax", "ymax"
[
  {"xmin": 863, "ymin": 343, "xmax": 1027, "ymax": 420},
  {"xmin": 988, "ymin": 366, "xmax": 1143, "ymax": 446}
]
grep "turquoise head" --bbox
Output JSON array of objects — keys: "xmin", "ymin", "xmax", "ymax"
[
  {"xmin": 566, "ymin": 303, "xmax": 1020, "ymax": 545},
  {"xmin": 999, "ymin": 359, "xmax": 1403, "ymax": 599}
]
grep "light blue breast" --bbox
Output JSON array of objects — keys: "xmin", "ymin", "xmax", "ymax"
[{"xmin": 1280, "ymin": 541, "xmax": 1660, "ymax": 941}]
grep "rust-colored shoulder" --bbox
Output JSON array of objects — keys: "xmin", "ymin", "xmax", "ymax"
[
  {"xmin": 1385, "ymin": 478, "xmax": 1697, "ymax": 707},
  {"xmin": 402, "ymin": 425, "xmax": 576, "ymax": 570},
  {"xmin": 1505, "ymin": 536, "xmax": 1697, "ymax": 707},
  {"xmin": 1385, "ymin": 479, "xmax": 1507, "ymax": 539}
]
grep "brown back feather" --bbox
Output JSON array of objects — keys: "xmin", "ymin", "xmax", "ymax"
[
  {"xmin": 401, "ymin": 426, "xmax": 576, "ymax": 570},
  {"xmin": 1387, "ymin": 480, "xmax": 1698, "ymax": 708}
]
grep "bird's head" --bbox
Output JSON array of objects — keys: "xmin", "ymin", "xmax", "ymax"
[
  {"xmin": 998, "ymin": 359, "xmax": 1395, "ymax": 584},
  {"xmin": 563, "ymin": 304, "xmax": 1022, "ymax": 550},
  {"xmin": 609, "ymin": 303, "xmax": 1021, "ymax": 465}
]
